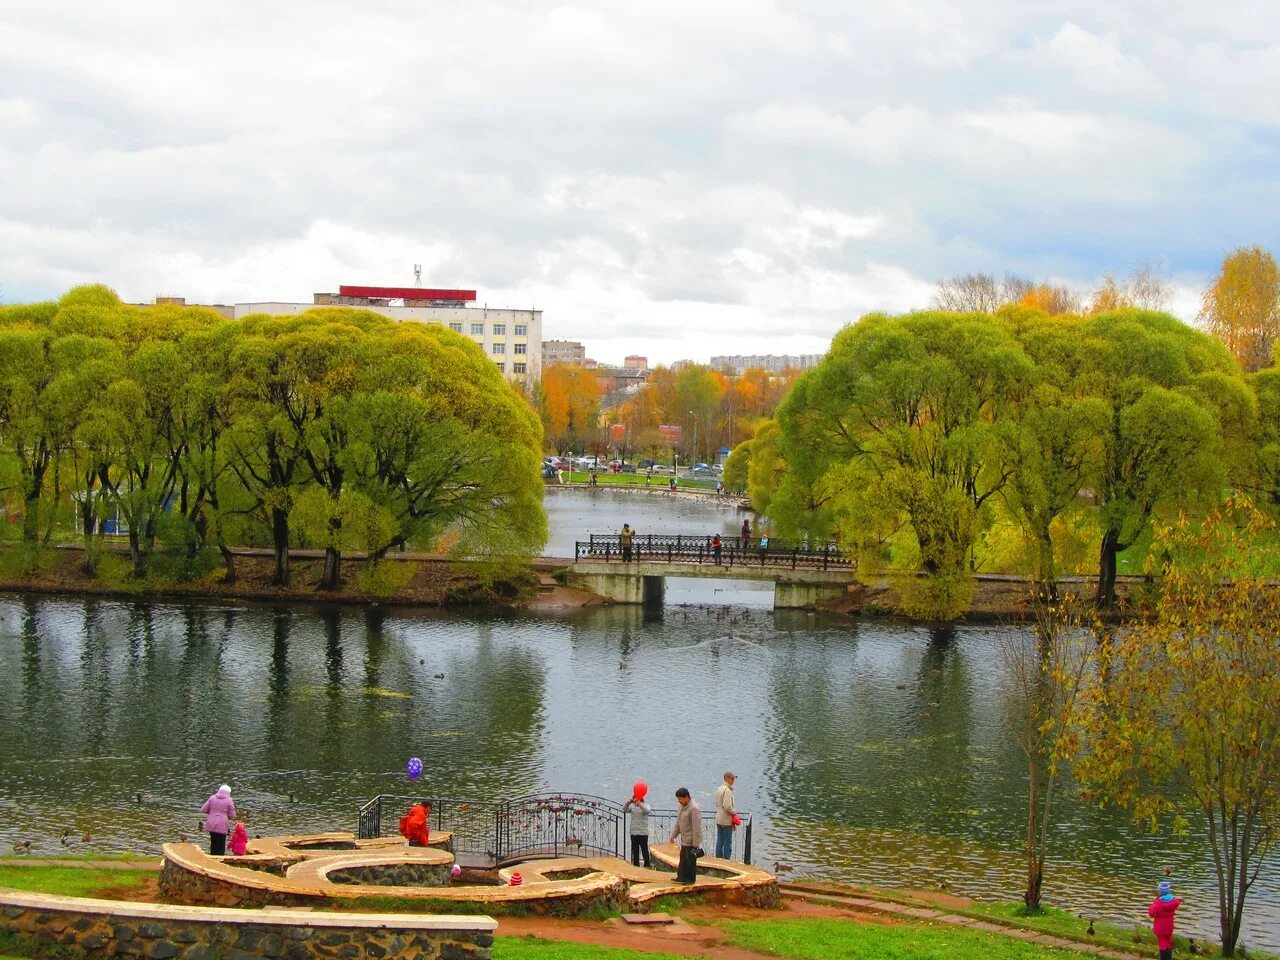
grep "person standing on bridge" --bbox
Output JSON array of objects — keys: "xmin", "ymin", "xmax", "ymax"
[
  {"xmin": 711, "ymin": 534, "xmax": 723, "ymax": 565},
  {"xmin": 714, "ymin": 772, "xmax": 737, "ymax": 859},
  {"xmin": 669, "ymin": 787, "xmax": 703, "ymax": 884},
  {"xmin": 741, "ymin": 517, "xmax": 752, "ymax": 546},
  {"xmin": 620, "ymin": 523, "xmax": 635, "ymax": 562}
]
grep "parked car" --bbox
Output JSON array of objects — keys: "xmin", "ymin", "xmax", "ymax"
[
  {"xmin": 711, "ymin": 464, "xmax": 724, "ymax": 474},
  {"xmin": 691, "ymin": 466, "xmax": 716, "ymax": 478},
  {"xmin": 638, "ymin": 458, "xmax": 657, "ymax": 469},
  {"xmin": 619, "ymin": 463, "xmax": 637, "ymax": 473},
  {"xmin": 650, "ymin": 463, "xmax": 674, "ymax": 474}
]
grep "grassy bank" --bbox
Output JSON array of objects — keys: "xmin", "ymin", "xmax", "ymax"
[
  {"xmin": 0, "ymin": 865, "xmax": 155, "ymax": 899},
  {"xmin": 0, "ymin": 545, "xmax": 535, "ymax": 610},
  {"xmin": 561, "ymin": 471, "xmax": 721, "ymax": 491}
]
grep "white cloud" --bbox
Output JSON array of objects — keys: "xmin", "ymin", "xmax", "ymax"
[
  {"xmin": 1036, "ymin": 23, "xmax": 1163, "ymax": 97},
  {"xmin": 1, "ymin": 0, "xmax": 1275, "ymax": 362}
]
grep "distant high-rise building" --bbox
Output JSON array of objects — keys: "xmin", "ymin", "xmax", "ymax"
[
  {"xmin": 709, "ymin": 353, "xmax": 823, "ymax": 374},
  {"xmin": 542, "ymin": 339, "xmax": 587, "ymax": 366},
  {"xmin": 622, "ymin": 355, "xmax": 648, "ymax": 371}
]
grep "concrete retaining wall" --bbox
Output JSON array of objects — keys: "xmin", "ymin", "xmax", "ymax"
[{"xmin": 0, "ymin": 889, "xmax": 494, "ymax": 960}]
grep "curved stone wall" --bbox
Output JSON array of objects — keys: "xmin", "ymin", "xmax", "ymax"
[
  {"xmin": 160, "ymin": 833, "xmax": 779, "ymax": 917},
  {"xmin": 0, "ymin": 889, "xmax": 494, "ymax": 960}
]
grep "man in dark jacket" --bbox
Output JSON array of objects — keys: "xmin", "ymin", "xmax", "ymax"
[{"xmin": 668, "ymin": 787, "xmax": 702, "ymax": 884}]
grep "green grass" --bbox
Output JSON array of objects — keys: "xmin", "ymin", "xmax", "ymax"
[
  {"xmin": 962, "ymin": 902, "xmax": 1161, "ymax": 955},
  {"xmin": 964, "ymin": 902, "xmax": 1280, "ymax": 960},
  {"xmin": 495, "ymin": 937, "xmax": 685, "ymax": 960},
  {"xmin": 0, "ymin": 854, "xmax": 156, "ymax": 863},
  {"xmin": 0, "ymin": 866, "xmax": 155, "ymax": 898},
  {"xmin": 564, "ymin": 471, "xmax": 719, "ymax": 490},
  {"xmin": 723, "ymin": 916, "xmax": 1098, "ymax": 960}
]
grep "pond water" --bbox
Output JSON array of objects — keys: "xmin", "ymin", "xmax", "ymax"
[{"xmin": 0, "ymin": 488, "xmax": 1275, "ymax": 951}]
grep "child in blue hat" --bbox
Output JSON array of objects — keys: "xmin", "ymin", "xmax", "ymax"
[{"xmin": 1148, "ymin": 880, "xmax": 1181, "ymax": 960}]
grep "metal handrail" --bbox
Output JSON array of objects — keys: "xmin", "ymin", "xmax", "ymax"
[
  {"xmin": 575, "ymin": 534, "xmax": 850, "ymax": 570},
  {"xmin": 357, "ymin": 792, "xmax": 754, "ymax": 864}
]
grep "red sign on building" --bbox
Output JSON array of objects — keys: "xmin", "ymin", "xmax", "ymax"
[
  {"xmin": 658, "ymin": 424, "xmax": 682, "ymax": 445},
  {"xmin": 338, "ymin": 285, "xmax": 477, "ymax": 302}
]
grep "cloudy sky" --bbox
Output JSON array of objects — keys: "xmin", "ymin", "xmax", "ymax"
[{"xmin": 2, "ymin": 1, "xmax": 1278, "ymax": 363}]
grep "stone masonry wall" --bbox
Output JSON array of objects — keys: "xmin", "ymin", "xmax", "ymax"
[
  {"xmin": 325, "ymin": 863, "xmax": 452, "ymax": 888},
  {"xmin": 0, "ymin": 891, "xmax": 494, "ymax": 960}
]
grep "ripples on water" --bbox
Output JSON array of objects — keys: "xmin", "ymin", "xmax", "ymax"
[{"xmin": 0, "ymin": 590, "xmax": 1276, "ymax": 950}]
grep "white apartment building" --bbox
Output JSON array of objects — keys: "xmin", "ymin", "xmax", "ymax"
[
  {"xmin": 541, "ymin": 339, "xmax": 587, "ymax": 366},
  {"xmin": 233, "ymin": 286, "xmax": 542, "ymax": 384},
  {"xmin": 709, "ymin": 353, "xmax": 823, "ymax": 374}
]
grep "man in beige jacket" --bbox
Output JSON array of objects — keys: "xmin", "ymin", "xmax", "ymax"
[
  {"xmin": 714, "ymin": 772, "xmax": 737, "ymax": 859},
  {"xmin": 668, "ymin": 787, "xmax": 702, "ymax": 883}
]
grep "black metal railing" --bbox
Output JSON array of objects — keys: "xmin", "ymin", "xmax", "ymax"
[
  {"xmin": 644, "ymin": 808, "xmax": 753, "ymax": 863},
  {"xmin": 576, "ymin": 533, "xmax": 851, "ymax": 571},
  {"xmin": 358, "ymin": 791, "xmax": 753, "ymax": 864}
]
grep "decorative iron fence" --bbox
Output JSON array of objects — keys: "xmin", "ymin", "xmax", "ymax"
[
  {"xmin": 357, "ymin": 792, "xmax": 753, "ymax": 865},
  {"xmin": 576, "ymin": 534, "xmax": 850, "ymax": 571}
]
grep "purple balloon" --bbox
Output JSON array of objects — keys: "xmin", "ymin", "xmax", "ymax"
[{"xmin": 407, "ymin": 757, "xmax": 423, "ymax": 780}]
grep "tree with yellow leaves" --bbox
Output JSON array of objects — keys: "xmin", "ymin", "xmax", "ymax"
[
  {"xmin": 1200, "ymin": 245, "xmax": 1280, "ymax": 372},
  {"xmin": 1075, "ymin": 500, "xmax": 1280, "ymax": 957}
]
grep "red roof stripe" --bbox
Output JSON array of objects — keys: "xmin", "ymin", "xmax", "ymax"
[{"xmin": 338, "ymin": 285, "xmax": 477, "ymax": 301}]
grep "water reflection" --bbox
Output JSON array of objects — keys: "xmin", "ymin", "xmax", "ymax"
[{"xmin": 0, "ymin": 594, "xmax": 1275, "ymax": 951}]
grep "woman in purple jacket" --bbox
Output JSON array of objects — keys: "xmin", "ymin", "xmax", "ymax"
[{"xmin": 200, "ymin": 785, "xmax": 236, "ymax": 855}]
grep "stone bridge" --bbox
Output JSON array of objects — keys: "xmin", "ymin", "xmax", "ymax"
[{"xmin": 567, "ymin": 534, "xmax": 854, "ymax": 609}]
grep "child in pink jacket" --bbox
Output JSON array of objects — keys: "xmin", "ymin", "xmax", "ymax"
[
  {"xmin": 1148, "ymin": 881, "xmax": 1181, "ymax": 960},
  {"xmin": 229, "ymin": 822, "xmax": 248, "ymax": 856}
]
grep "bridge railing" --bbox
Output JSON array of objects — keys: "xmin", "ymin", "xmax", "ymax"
[{"xmin": 575, "ymin": 534, "xmax": 852, "ymax": 570}]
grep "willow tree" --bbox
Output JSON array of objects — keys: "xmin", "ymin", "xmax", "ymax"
[
  {"xmin": 345, "ymin": 321, "xmax": 547, "ymax": 575},
  {"xmin": 1078, "ymin": 311, "xmax": 1237, "ymax": 607},
  {"xmin": 774, "ymin": 311, "xmax": 1034, "ymax": 617},
  {"xmin": 0, "ymin": 287, "xmax": 130, "ymax": 548},
  {"xmin": 1252, "ymin": 368, "xmax": 1280, "ymax": 514},
  {"xmin": 1002, "ymin": 314, "xmax": 1110, "ymax": 597}
]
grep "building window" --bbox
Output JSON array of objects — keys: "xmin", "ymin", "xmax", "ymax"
[
  {"xmin": 471, "ymin": 323, "xmax": 484, "ymax": 335},
  {"xmin": 449, "ymin": 322, "xmax": 462, "ymax": 332},
  {"xmin": 515, "ymin": 324, "xmax": 527, "ymax": 336},
  {"xmin": 513, "ymin": 362, "xmax": 527, "ymax": 374},
  {"xmin": 514, "ymin": 343, "xmax": 527, "ymax": 355},
  {"xmin": 493, "ymin": 343, "xmax": 506, "ymax": 354},
  {"xmin": 493, "ymin": 323, "xmax": 506, "ymax": 335},
  {"xmin": 495, "ymin": 362, "xmax": 505, "ymax": 372}
]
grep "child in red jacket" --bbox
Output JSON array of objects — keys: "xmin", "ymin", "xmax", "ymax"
[
  {"xmin": 1148, "ymin": 881, "xmax": 1181, "ymax": 960},
  {"xmin": 399, "ymin": 802, "xmax": 431, "ymax": 847}
]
